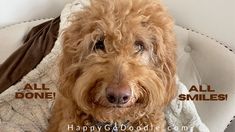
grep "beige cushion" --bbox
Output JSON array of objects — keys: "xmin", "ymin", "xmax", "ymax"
[
  {"xmin": 164, "ymin": 0, "xmax": 235, "ymax": 51},
  {"xmin": 0, "ymin": 19, "xmax": 51, "ymax": 63},
  {"xmin": 0, "ymin": 0, "xmax": 235, "ymax": 132},
  {"xmin": 0, "ymin": 0, "xmax": 73, "ymax": 28},
  {"xmin": 175, "ymin": 25, "xmax": 235, "ymax": 132}
]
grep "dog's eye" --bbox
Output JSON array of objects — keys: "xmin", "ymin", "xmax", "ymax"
[
  {"xmin": 134, "ymin": 40, "xmax": 145, "ymax": 53},
  {"xmin": 94, "ymin": 40, "xmax": 105, "ymax": 51}
]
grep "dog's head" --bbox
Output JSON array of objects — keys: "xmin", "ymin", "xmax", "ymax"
[{"xmin": 59, "ymin": 0, "xmax": 176, "ymax": 123}]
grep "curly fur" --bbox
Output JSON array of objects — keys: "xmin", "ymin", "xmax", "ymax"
[{"xmin": 47, "ymin": 0, "xmax": 176, "ymax": 131}]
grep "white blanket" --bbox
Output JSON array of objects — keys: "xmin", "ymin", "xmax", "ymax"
[{"xmin": 0, "ymin": 0, "xmax": 209, "ymax": 132}]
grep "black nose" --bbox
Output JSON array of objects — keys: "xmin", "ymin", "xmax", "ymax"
[
  {"xmin": 106, "ymin": 84, "xmax": 131, "ymax": 104},
  {"xmin": 106, "ymin": 93, "xmax": 131, "ymax": 104}
]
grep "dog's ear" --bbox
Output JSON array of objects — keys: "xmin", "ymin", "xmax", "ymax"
[
  {"xmin": 143, "ymin": 1, "xmax": 177, "ymax": 104},
  {"xmin": 58, "ymin": 7, "xmax": 103, "ymax": 99},
  {"xmin": 156, "ymin": 22, "xmax": 177, "ymax": 105},
  {"xmin": 153, "ymin": 29, "xmax": 176, "ymax": 105},
  {"xmin": 58, "ymin": 23, "xmax": 85, "ymax": 99}
]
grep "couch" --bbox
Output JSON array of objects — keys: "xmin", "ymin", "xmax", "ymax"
[{"xmin": 0, "ymin": 0, "xmax": 234, "ymax": 131}]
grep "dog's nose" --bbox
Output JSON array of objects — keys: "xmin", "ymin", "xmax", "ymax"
[{"xmin": 106, "ymin": 84, "xmax": 131, "ymax": 104}]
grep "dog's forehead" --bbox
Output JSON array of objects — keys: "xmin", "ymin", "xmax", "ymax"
[
  {"xmin": 72, "ymin": 0, "xmax": 164, "ymax": 53},
  {"xmin": 85, "ymin": 0, "xmax": 152, "ymax": 37},
  {"xmin": 95, "ymin": 16, "xmax": 151, "ymax": 46},
  {"xmin": 102, "ymin": 23, "xmax": 153, "ymax": 52},
  {"xmin": 94, "ymin": 14, "xmax": 145, "ymax": 36}
]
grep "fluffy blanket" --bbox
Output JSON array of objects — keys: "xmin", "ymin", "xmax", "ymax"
[{"xmin": 0, "ymin": 0, "xmax": 209, "ymax": 132}]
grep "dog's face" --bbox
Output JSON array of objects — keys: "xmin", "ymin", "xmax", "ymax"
[{"xmin": 60, "ymin": 0, "xmax": 176, "ymax": 123}]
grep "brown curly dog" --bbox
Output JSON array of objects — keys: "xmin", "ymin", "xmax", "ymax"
[{"xmin": 47, "ymin": 0, "xmax": 176, "ymax": 131}]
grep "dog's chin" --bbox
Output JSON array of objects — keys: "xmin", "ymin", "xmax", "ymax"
[
  {"xmin": 88, "ymin": 99, "xmax": 146, "ymax": 123},
  {"xmin": 91, "ymin": 106, "xmax": 136, "ymax": 123}
]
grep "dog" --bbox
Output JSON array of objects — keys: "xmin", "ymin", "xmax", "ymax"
[{"xmin": 47, "ymin": 0, "xmax": 176, "ymax": 131}]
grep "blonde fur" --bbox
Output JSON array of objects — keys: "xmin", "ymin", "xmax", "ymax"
[{"xmin": 47, "ymin": 0, "xmax": 176, "ymax": 131}]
